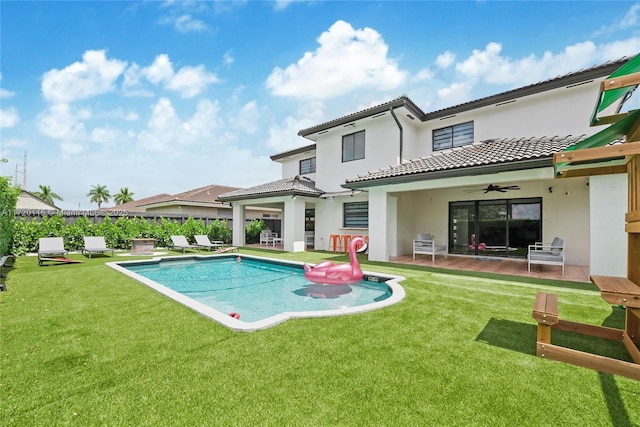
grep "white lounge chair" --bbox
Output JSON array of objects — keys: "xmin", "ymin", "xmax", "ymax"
[
  {"xmin": 170, "ymin": 235, "xmax": 199, "ymax": 253},
  {"xmin": 260, "ymin": 230, "xmax": 277, "ymax": 245},
  {"xmin": 82, "ymin": 236, "xmax": 114, "ymax": 258},
  {"xmin": 528, "ymin": 237, "xmax": 565, "ymax": 275},
  {"xmin": 38, "ymin": 237, "xmax": 69, "ymax": 265},
  {"xmin": 413, "ymin": 233, "xmax": 447, "ymax": 262},
  {"xmin": 194, "ymin": 235, "xmax": 225, "ymax": 251}
]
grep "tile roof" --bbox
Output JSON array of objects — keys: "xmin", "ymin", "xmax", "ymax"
[
  {"xmin": 343, "ymin": 135, "xmax": 588, "ymax": 187},
  {"xmin": 101, "ymin": 193, "xmax": 172, "ymax": 212},
  {"xmin": 142, "ymin": 184, "xmax": 241, "ymax": 206},
  {"xmin": 217, "ymin": 175, "xmax": 324, "ymax": 201},
  {"xmin": 100, "ymin": 184, "xmax": 242, "ymax": 211}
]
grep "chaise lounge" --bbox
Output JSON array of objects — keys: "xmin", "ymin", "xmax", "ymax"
[
  {"xmin": 194, "ymin": 235, "xmax": 225, "ymax": 251},
  {"xmin": 528, "ymin": 237, "xmax": 565, "ymax": 275},
  {"xmin": 38, "ymin": 237, "xmax": 69, "ymax": 265},
  {"xmin": 170, "ymin": 235, "xmax": 199, "ymax": 253},
  {"xmin": 82, "ymin": 236, "xmax": 114, "ymax": 258}
]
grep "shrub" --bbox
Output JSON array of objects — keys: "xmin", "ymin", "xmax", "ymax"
[
  {"xmin": 245, "ymin": 219, "xmax": 266, "ymax": 244},
  {"xmin": 0, "ymin": 178, "xmax": 20, "ymax": 256}
]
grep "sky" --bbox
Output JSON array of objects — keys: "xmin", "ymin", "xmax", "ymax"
[{"xmin": 1, "ymin": 1, "xmax": 639, "ymax": 211}]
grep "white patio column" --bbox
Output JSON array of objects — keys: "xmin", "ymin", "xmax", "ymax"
[
  {"xmin": 283, "ymin": 196, "xmax": 306, "ymax": 252},
  {"xmin": 231, "ymin": 203, "xmax": 246, "ymax": 247},
  {"xmin": 368, "ymin": 188, "xmax": 397, "ymax": 262}
]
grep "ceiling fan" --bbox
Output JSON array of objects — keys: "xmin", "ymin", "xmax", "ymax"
[{"xmin": 482, "ymin": 184, "xmax": 520, "ymax": 193}]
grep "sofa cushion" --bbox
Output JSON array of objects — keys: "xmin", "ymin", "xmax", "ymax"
[{"xmin": 550, "ymin": 237, "xmax": 563, "ymax": 255}]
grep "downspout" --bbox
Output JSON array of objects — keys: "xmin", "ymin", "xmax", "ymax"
[{"xmin": 389, "ymin": 107, "xmax": 403, "ymax": 163}]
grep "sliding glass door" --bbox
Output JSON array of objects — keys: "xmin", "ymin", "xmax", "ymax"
[{"xmin": 449, "ymin": 198, "xmax": 541, "ymax": 258}]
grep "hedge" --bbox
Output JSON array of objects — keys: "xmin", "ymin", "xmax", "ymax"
[{"xmin": 10, "ymin": 215, "xmax": 249, "ymax": 255}]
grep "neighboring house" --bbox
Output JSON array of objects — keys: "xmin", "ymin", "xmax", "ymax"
[
  {"xmin": 105, "ymin": 184, "xmax": 282, "ymax": 231},
  {"xmin": 16, "ymin": 190, "xmax": 60, "ymax": 211},
  {"xmin": 218, "ymin": 57, "xmax": 633, "ymax": 277}
]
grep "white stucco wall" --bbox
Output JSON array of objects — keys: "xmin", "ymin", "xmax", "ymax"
[{"xmin": 589, "ymin": 174, "xmax": 627, "ymax": 277}]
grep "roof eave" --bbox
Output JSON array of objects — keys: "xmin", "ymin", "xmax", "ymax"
[
  {"xmin": 297, "ymin": 96, "xmax": 424, "ymax": 140},
  {"xmin": 341, "ymin": 158, "xmax": 554, "ymax": 190},
  {"xmin": 217, "ymin": 190, "xmax": 323, "ymax": 203}
]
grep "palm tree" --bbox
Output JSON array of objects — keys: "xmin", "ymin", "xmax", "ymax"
[
  {"xmin": 87, "ymin": 184, "xmax": 111, "ymax": 209},
  {"xmin": 114, "ymin": 187, "xmax": 135, "ymax": 205},
  {"xmin": 34, "ymin": 185, "xmax": 63, "ymax": 205}
]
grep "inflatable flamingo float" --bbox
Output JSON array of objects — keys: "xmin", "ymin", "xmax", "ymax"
[{"xmin": 303, "ymin": 236, "xmax": 367, "ymax": 285}]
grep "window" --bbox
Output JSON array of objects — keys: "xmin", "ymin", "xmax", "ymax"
[
  {"xmin": 449, "ymin": 197, "xmax": 542, "ymax": 258},
  {"xmin": 433, "ymin": 121, "xmax": 474, "ymax": 151},
  {"xmin": 299, "ymin": 157, "xmax": 316, "ymax": 174},
  {"xmin": 342, "ymin": 130, "xmax": 365, "ymax": 162},
  {"xmin": 343, "ymin": 201, "xmax": 368, "ymax": 228}
]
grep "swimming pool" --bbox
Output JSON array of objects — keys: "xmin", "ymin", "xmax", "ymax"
[{"xmin": 108, "ymin": 254, "xmax": 405, "ymax": 332}]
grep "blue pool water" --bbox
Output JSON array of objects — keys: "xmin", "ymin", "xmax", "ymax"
[{"xmin": 113, "ymin": 255, "xmax": 404, "ymax": 330}]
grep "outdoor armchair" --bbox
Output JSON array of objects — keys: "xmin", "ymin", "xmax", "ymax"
[{"xmin": 528, "ymin": 236, "xmax": 565, "ymax": 275}]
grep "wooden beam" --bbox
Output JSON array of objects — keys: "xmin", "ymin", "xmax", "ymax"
[
  {"xmin": 627, "ymin": 210, "xmax": 640, "ymax": 223},
  {"xmin": 554, "ymin": 142, "xmax": 640, "ymax": 164},
  {"xmin": 537, "ymin": 342, "xmax": 640, "ymax": 381},
  {"xmin": 626, "ymin": 222, "xmax": 640, "ymax": 233},
  {"xmin": 555, "ymin": 165, "xmax": 627, "ymax": 178},
  {"xmin": 600, "ymin": 72, "xmax": 640, "ymax": 91},
  {"xmin": 553, "ymin": 319, "xmax": 624, "ymax": 341},
  {"xmin": 623, "ymin": 332, "xmax": 640, "ymax": 364},
  {"xmin": 592, "ymin": 113, "xmax": 634, "ymax": 126}
]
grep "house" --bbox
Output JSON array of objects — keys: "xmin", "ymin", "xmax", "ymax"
[
  {"xmin": 218, "ymin": 57, "xmax": 633, "ymax": 277},
  {"xmin": 105, "ymin": 184, "xmax": 282, "ymax": 232},
  {"xmin": 16, "ymin": 190, "xmax": 60, "ymax": 211}
]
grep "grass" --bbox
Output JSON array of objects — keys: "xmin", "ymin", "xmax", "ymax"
[{"xmin": 1, "ymin": 248, "xmax": 639, "ymax": 426}]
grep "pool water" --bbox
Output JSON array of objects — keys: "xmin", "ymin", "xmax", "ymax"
[{"xmin": 113, "ymin": 255, "xmax": 405, "ymax": 331}]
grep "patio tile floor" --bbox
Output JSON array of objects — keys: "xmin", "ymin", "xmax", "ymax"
[
  {"xmin": 245, "ymin": 244, "xmax": 590, "ymax": 283},
  {"xmin": 390, "ymin": 254, "xmax": 590, "ymax": 283}
]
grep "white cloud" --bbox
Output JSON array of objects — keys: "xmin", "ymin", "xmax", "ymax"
[
  {"xmin": 435, "ymin": 50, "xmax": 456, "ymax": 68},
  {"xmin": 453, "ymin": 38, "xmax": 640, "ymax": 89},
  {"xmin": 231, "ymin": 101, "xmax": 260, "ymax": 134},
  {"xmin": 266, "ymin": 20, "xmax": 407, "ymax": 99},
  {"xmin": 595, "ymin": 3, "xmax": 640, "ymax": 35},
  {"xmin": 37, "ymin": 103, "xmax": 89, "ymax": 141},
  {"xmin": 223, "ymin": 49, "xmax": 235, "ymax": 65},
  {"xmin": 0, "ymin": 107, "xmax": 20, "ymax": 128},
  {"xmin": 274, "ymin": 0, "xmax": 296, "ymax": 11},
  {"xmin": 166, "ymin": 65, "xmax": 219, "ymax": 98},
  {"xmin": 91, "ymin": 127, "xmax": 123, "ymax": 144},
  {"xmin": 436, "ymin": 82, "xmax": 472, "ymax": 106},
  {"xmin": 174, "ymin": 14, "xmax": 207, "ymax": 33},
  {"xmin": 136, "ymin": 97, "xmax": 222, "ymax": 152},
  {"xmin": 41, "ymin": 50, "xmax": 127, "ymax": 103},
  {"xmin": 413, "ymin": 68, "xmax": 434, "ymax": 82},
  {"xmin": 126, "ymin": 54, "xmax": 219, "ymax": 98},
  {"xmin": 143, "ymin": 54, "xmax": 175, "ymax": 84},
  {"xmin": 266, "ymin": 101, "xmax": 324, "ymax": 152},
  {"xmin": 0, "ymin": 73, "xmax": 15, "ymax": 98}
]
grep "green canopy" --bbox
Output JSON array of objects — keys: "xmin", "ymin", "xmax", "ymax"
[
  {"xmin": 590, "ymin": 53, "xmax": 640, "ymax": 125},
  {"xmin": 555, "ymin": 109, "xmax": 640, "ymax": 175}
]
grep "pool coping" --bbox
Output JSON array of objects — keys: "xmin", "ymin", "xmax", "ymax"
[{"xmin": 107, "ymin": 253, "xmax": 406, "ymax": 332}]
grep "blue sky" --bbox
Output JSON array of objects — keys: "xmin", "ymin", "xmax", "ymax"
[{"xmin": 1, "ymin": 1, "xmax": 639, "ymax": 210}]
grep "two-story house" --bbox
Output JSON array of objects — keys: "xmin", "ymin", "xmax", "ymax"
[{"xmin": 218, "ymin": 56, "xmax": 634, "ymax": 278}]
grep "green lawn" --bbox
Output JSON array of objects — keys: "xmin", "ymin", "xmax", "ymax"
[{"xmin": 1, "ymin": 249, "xmax": 638, "ymax": 426}]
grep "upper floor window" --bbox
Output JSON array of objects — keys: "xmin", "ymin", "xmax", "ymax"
[
  {"xmin": 342, "ymin": 130, "xmax": 365, "ymax": 162},
  {"xmin": 300, "ymin": 157, "xmax": 316, "ymax": 174},
  {"xmin": 433, "ymin": 121, "xmax": 474, "ymax": 151},
  {"xmin": 343, "ymin": 201, "xmax": 368, "ymax": 228}
]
